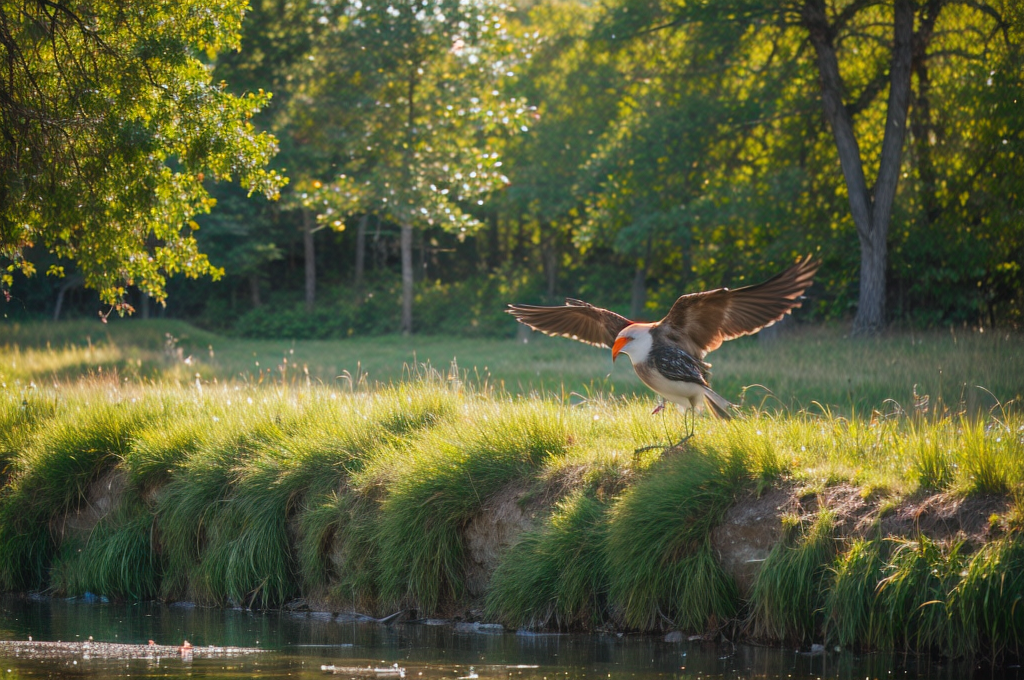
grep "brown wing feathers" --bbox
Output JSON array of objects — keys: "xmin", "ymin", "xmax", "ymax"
[
  {"xmin": 507, "ymin": 255, "xmax": 820, "ymax": 355},
  {"xmin": 505, "ymin": 299, "xmax": 633, "ymax": 348},
  {"xmin": 662, "ymin": 255, "xmax": 820, "ymax": 354}
]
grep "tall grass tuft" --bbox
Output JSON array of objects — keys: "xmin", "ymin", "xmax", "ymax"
[
  {"xmin": 53, "ymin": 499, "xmax": 159, "ymax": 600},
  {"xmin": 296, "ymin": 490, "xmax": 348, "ymax": 597},
  {"xmin": 947, "ymin": 532, "xmax": 1024, "ymax": 659},
  {"xmin": 955, "ymin": 419, "xmax": 1014, "ymax": 496},
  {"xmin": 486, "ymin": 491, "xmax": 609, "ymax": 630},
  {"xmin": 825, "ymin": 538, "xmax": 885, "ymax": 648},
  {"xmin": 604, "ymin": 449, "xmax": 742, "ymax": 632},
  {"xmin": 748, "ymin": 510, "xmax": 837, "ymax": 643},
  {"xmin": 0, "ymin": 398, "xmax": 152, "ymax": 590},
  {"xmin": 873, "ymin": 535, "xmax": 963, "ymax": 652},
  {"xmin": 372, "ymin": 402, "xmax": 570, "ymax": 612}
]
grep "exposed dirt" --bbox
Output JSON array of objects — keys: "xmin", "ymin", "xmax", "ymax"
[
  {"xmin": 463, "ymin": 484, "xmax": 538, "ymax": 597},
  {"xmin": 711, "ymin": 488, "xmax": 797, "ymax": 596},
  {"xmin": 710, "ymin": 482, "xmax": 1011, "ymax": 595},
  {"xmin": 53, "ymin": 468, "xmax": 126, "ymax": 540},
  {"xmin": 874, "ymin": 492, "xmax": 1008, "ymax": 543}
]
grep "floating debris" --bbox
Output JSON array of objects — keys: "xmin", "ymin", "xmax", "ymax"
[
  {"xmin": 321, "ymin": 662, "xmax": 406, "ymax": 677},
  {"xmin": 0, "ymin": 640, "xmax": 265, "ymax": 661}
]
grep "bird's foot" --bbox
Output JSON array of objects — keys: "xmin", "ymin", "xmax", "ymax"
[
  {"xmin": 633, "ymin": 443, "xmax": 669, "ymax": 455},
  {"xmin": 668, "ymin": 434, "xmax": 694, "ymax": 450}
]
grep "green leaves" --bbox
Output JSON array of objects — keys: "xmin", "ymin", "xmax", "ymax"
[
  {"xmin": 288, "ymin": 0, "xmax": 527, "ymax": 234},
  {"xmin": 0, "ymin": 0, "xmax": 285, "ymax": 308}
]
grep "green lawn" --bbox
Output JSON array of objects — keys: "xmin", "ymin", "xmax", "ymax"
[{"xmin": 2, "ymin": 319, "xmax": 1021, "ymax": 414}]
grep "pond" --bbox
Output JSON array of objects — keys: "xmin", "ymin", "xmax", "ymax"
[{"xmin": 0, "ymin": 597, "xmax": 1018, "ymax": 680}]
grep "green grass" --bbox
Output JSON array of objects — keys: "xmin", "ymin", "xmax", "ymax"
[
  {"xmin": 604, "ymin": 449, "xmax": 744, "ymax": 631},
  {"xmin": 1, "ymin": 320, "xmax": 1024, "ymax": 659},
  {"xmin": 53, "ymin": 499, "xmax": 158, "ymax": 601},
  {"xmin": 3, "ymin": 319, "xmax": 1023, "ymax": 414},
  {"xmin": 486, "ymin": 491, "xmax": 610, "ymax": 630},
  {"xmin": 748, "ymin": 510, "xmax": 839, "ymax": 643}
]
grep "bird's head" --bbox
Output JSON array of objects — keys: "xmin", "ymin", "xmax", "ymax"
[{"xmin": 612, "ymin": 324, "xmax": 653, "ymax": 363}]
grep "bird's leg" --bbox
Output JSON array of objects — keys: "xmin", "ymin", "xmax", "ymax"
[
  {"xmin": 635, "ymin": 399, "xmax": 671, "ymax": 455},
  {"xmin": 669, "ymin": 409, "xmax": 695, "ymax": 449},
  {"xmin": 651, "ymin": 397, "xmax": 666, "ymax": 415}
]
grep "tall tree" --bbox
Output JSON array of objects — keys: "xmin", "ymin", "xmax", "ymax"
[
  {"xmin": 293, "ymin": 0, "xmax": 526, "ymax": 333},
  {"xmin": 799, "ymin": 0, "xmax": 915, "ymax": 334},
  {"xmin": 0, "ymin": 0, "xmax": 284, "ymax": 308}
]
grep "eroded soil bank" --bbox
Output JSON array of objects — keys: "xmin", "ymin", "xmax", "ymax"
[{"xmin": 2, "ymin": 385, "xmax": 1022, "ymax": 663}]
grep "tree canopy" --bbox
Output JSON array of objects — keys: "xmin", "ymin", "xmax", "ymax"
[
  {"xmin": 2, "ymin": 0, "xmax": 1022, "ymax": 333},
  {"xmin": 0, "ymin": 0, "xmax": 284, "ymax": 310}
]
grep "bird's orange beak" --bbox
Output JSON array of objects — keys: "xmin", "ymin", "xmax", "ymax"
[{"xmin": 612, "ymin": 336, "xmax": 630, "ymax": 361}]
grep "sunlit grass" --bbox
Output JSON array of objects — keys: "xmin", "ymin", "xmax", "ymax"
[
  {"xmin": 0, "ymin": 320, "xmax": 1023, "ymax": 657},
  {"xmin": 3, "ymin": 320, "xmax": 1022, "ymax": 416}
]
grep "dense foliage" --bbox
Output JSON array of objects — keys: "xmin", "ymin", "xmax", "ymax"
[
  {"xmin": 2, "ymin": 0, "xmax": 1022, "ymax": 333},
  {"xmin": 0, "ymin": 0, "xmax": 285, "ymax": 308}
]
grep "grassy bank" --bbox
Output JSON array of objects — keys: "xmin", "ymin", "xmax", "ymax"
[
  {"xmin": 1, "ymin": 321, "xmax": 1023, "ymax": 660},
  {"xmin": 1, "ymin": 374, "xmax": 1023, "ymax": 658}
]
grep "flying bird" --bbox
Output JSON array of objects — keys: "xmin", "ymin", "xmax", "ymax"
[{"xmin": 507, "ymin": 255, "xmax": 820, "ymax": 441}]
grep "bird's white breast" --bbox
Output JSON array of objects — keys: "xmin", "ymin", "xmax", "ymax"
[{"xmin": 631, "ymin": 356, "xmax": 707, "ymax": 412}]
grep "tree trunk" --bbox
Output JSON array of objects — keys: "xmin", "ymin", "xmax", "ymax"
[
  {"xmin": 53, "ymin": 275, "xmax": 82, "ymax": 321},
  {"xmin": 487, "ymin": 209, "xmax": 501, "ymax": 270},
  {"xmin": 630, "ymin": 265, "xmax": 647, "ymax": 319},
  {"xmin": 801, "ymin": 0, "xmax": 914, "ymax": 335},
  {"xmin": 400, "ymin": 223, "xmax": 414, "ymax": 335},
  {"xmin": 249, "ymin": 273, "xmax": 262, "ymax": 307},
  {"xmin": 303, "ymin": 209, "xmax": 316, "ymax": 312},
  {"xmin": 354, "ymin": 213, "xmax": 368, "ymax": 290},
  {"xmin": 630, "ymin": 235, "xmax": 653, "ymax": 319},
  {"xmin": 541, "ymin": 225, "xmax": 558, "ymax": 299},
  {"xmin": 911, "ymin": 0, "xmax": 944, "ymax": 227},
  {"xmin": 140, "ymin": 291, "xmax": 150, "ymax": 320}
]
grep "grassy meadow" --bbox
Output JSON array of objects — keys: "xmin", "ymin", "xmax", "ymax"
[
  {"xmin": 1, "ymin": 320, "xmax": 1024, "ymax": 659},
  {"xmin": 2, "ymin": 318, "xmax": 1022, "ymax": 413}
]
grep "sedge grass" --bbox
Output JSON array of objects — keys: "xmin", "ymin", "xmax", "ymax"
[
  {"xmin": 873, "ymin": 536, "xmax": 964, "ymax": 652},
  {"xmin": 52, "ymin": 499, "xmax": 158, "ymax": 601},
  {"xmin": 948, "ymin": 531, "xmax": 1024, "ymax": 658},
  {"xmin": 485, "ymin": 491, "xmax": 610, "ymax": 630},
  {"xmin": 369, "ymin": 400, "xmax": 573, "ymax": 612},
  {"xmin": 748, "ymin": 510, "xmax": 838, "ymax": 643},
  {"xmin": 0, "ymin": 337, "xmax": 1022, "ymax": 657},
  {"xmin": 604, "ymin": 448, "xmax": 744, "ymax": 631},
  {"xmin": 825, "ymin": 538, "xmax": 886, "ymax": 648}
]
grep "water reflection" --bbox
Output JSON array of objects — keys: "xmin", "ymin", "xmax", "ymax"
[{"xmin": 0, "ymin": 596, "xmax": 1018, "ymax": 680}]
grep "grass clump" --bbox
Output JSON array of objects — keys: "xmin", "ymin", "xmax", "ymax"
[
  {"xmin": 604, "ymin": 449, "xmax": 743, "ymax": 632},
  {"xmin": 748, "ymin": 510, "xmax": 838, "ymax": 642},
  {"xmin": 947, "ymin": 532, "xmax": 1024, "ymax": 658},
  {"xmin": 825, "ymin": 538, "xmax": 885, "ymax": 648},
  {"xmin": 53, "ymin": 500, "xmax": 158, "ymax": 601},
  {"xmin": 873, "ymin": 536, "xmax": 963, "ymax": 652},
  {"xmin": 0, "ymin": 397, "xmax": 154, "ymax": 590},
  {"xmin": 486, "ymin": 491, "xmax": 609, "ymax": 630},
  {"xmin": 371, "ymin": 402, "xmax": 571, "ymax": 612}
]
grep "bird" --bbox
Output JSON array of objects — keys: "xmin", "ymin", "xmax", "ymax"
[{"xmin": 507, "ymin": 255, "xmax": 820, "ymax": 444}]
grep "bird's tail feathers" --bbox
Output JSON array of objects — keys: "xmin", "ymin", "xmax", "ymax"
[{"xmin": 702, "ymin": 387, "xmax": 734, "ymax": 420}]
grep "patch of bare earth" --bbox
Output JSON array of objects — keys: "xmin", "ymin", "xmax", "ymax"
[
  {"xmin": 463, "ymin": 484, "xmax": 538, "ymax": 598},
  {"xmin": 51, "ymin": 469, "xmax": 127, "ymax": 541},
  {"xmin": 712, "ymin": 483, "xmax": 1011, "ymax": 594}
]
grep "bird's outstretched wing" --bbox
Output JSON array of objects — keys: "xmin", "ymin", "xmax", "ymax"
[
  {"xmin": 662, "ymin": 255, "xmax": 820, "ymax": 354},
  {"xmin": 506, "ymin": 298, "xmax": 633, "ymax": 348}
]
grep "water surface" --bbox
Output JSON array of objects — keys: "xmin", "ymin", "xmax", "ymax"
[{"xmin": 0, "ymin": 597, "xmax": 1017, "ymax": 679}]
